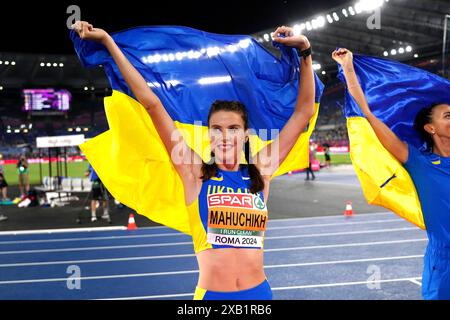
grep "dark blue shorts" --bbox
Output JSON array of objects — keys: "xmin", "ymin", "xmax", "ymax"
[{"xmin": 194, "ymin": 279, "xmax": 272, "ymax": 300}]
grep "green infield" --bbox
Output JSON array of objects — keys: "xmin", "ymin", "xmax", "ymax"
[
  {"xmin": 1, "ymin": 161, "xmax": 89, "ymax": 186},
  {"xmin": 316, "ymin": 153, "xmax": 351, "ymax": 165}
]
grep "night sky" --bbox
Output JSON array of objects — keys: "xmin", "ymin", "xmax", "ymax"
[{"xmin": 1, "ymin": 0, "xmax": 349, "ymax": 54}]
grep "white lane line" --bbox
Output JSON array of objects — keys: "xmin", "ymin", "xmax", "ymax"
[
  {"xmin": 262, "ymin": 212, "xmax": 394, "ymax": 223},
  {"xmin": 264, "ymin": 255, "xmax": 423, "ymax": 269},
  {"xmin": 134, "ymin": 212, "xmax": 395, "ymax": 228},
  {"xmin": 97, "ymin": 293, "xmax": 195, "ymax": 300},
  {"xmin": 0, "ymin": 212, "xmax": 396, "ymax": 239},
  {"xmin": 0, "ymin": 232, "xmax": 190, "ymax": 245},
  {"xmin": 0, "ymin": 218, "xmax": 405, "ymax": 245},
  {"xmin": 264, "ymin": 238, "xmax": 428, "ymax": 253},
  {"xmin": 271, "ymin": 277, "xmax": 423, "ymax": 291},
  {"xmin": 0, "ymin": 255, "xmax": 423, "ymax": 285},
  {"xmin": 0, "ymin": 238, "xmax": 428, "ymax": 268},
  {"xmin": 96, "ymin": 277, "xmax": 423, "ymax": 300},
  {"xmin": 0, "ymin": 241, "xmax": 193, "ymax": 255},
  {"xmin": 0, "ymin": 227, "xmax": 422, "ymax": 255},
  {"xmin": 409, "ymin": 279, "xmax": 422, "ymax": 287},
  {"xmin": 267, "ymin": 219, "xmax": 404, "ymax": 231},
  {"xmin": 0, "ymin": 227, "xmax": 127, "ymax": 236},
  {"xmin": 0, "ymin": 212, "xmax": 397, "ymax": 242},
  {"xmin": 265, "ymin": 227, "xmax": 420, "ymax": 240}
]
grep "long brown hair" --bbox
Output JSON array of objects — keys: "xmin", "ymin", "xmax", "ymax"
[{"xmin": 201, "ymin": 100, "xmax": 264, "ymax": 194}]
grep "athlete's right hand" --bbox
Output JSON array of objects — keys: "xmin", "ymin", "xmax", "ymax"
[
  {"xmin": 72, "ymin": 21, "xmax": 110, "ymax": 44},
  {"xmin": 331, "ymin": 48, "xmax": 353, "ymax": 67}
]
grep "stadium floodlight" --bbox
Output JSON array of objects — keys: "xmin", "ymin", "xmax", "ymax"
[
  {"xmin": 348, "ymin": 6, "xmax": 356, "ymax": 15},
  {"xmin": 390, "ymin": 49, "xmax": 397, "ymax": 55},
  {"xmin": 306, "ymin": 21, "xmax": 313, "ymax": 31},
  {"xmin": 11, "ymin": 61, "xmax": 16, "ymax": 66},
  {"xmin": 383, "ymin": 51, "xmax": 389, "ymax": 57},
  {"xmin": 398, "ymin": 47, "xmax": 405, "ymax": 54},
  {"xmin": 0, "ymin": 86, "xmax": 3, "ymax": 90},
  {"xmin": 0, "ymin": 61, "xmax": 2, "ymax": 65},
  {"xmin": 263, "ymin": 33, "xmax": 270, "ymax": 42},
  {"xmin": 4, "ymin": 61, "xmax": 9, "ymax": 65},
  {"xmin": 293, "ymin": 24, "xmax": 302, "ymax": 36},
  {"xmin": 414, "ymin": 54, "xmax": 419, "ymax": 58},
  {"xmin": 406, "ymin": 46, "xmax": 412, "ymax": 52},
  {"xmin": 312, "ymin": 18, "xmax": 319, "ymax": 29},
  {"xmin": 59, "ymin": 63, "xmax": 64, "ymax": 67},
  {"xmin": 321, "ymin": 71, "xmax": 326, "ymax": 75},
  {"xmin": 312, "ymin": 63, "xmax": 321, "ymax": 70},
  {"xmin": 355, "ymin": 0, "xmax": 384, "ymax": 12},
  {"xmin": 317, "ymin": 16, "xmax": 326, "ymax": 28},
  {"xmin": 53, "ymin": 63, "xmax": 58, "ymax": 67},
  {"xmin": 354, "ymin": 4, "xmax": 363, "ymax": 14},
  {"xmin": 84, "ymin": 86, "xmax": 88, "ymax": 91},
  {"xmin": 40, "ymin": 62, "xmax": 45, "ymax": 67},
  {"xmin": 327, "ymin": 14, "xmax": 334, "ymax": 24},
  {"xmin": 46, "ymin": 63, "xmax": 51, "ymax": 67},
  {"xmin": 342, "ymin": 9, "xmax": 348, "ymax": 17},
  {"xmin": 333, "ymin": 12, "xmax": 340, "ymax": 21}
]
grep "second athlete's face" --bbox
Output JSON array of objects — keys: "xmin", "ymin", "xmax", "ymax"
[{"xmin": 427, "ymin": 104, "xmax": 450, "ymax": 141}]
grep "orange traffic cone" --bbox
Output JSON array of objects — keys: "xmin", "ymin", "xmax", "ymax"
[
  {"xmin": 344, "ymin": 201, "xmax": 354, "ymax": 217},
  {"xmin": 127, "ymin": 213, "xmax": 138, "ymax": 230}
]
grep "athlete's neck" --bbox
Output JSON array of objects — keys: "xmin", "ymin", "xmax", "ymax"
[
  {"xmin": 433, "ymin": 136, "xmax": 450, "ymax": 157},
  {"xmin": 216, "ymin": 162, "xmax": 240, "ymax": 172}
]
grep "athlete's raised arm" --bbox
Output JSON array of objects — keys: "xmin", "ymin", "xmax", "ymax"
[
  {"xmin": 73, "ymin": 21, "xmax": 203, "ymax": 182},
  {"xmin": 332, "ymin": 48, "xmax": 408, "ymax": 164},
  {"xmin": 255, "ymin": 26, "xmax": 316, "ymax": 177}
]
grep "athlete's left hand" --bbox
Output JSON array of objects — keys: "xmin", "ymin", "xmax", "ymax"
[{"xmin": 272, "ymin": 26, "xmax": 310, "ymax": 50}]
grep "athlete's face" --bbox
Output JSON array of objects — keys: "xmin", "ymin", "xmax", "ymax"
[
  {"xmin": 426, "ymin": 104, "xmax": 450, "ymax": 142},
  {"xmin": 208, "ymin": 111, "xmax": 248, "ymax": 165}
]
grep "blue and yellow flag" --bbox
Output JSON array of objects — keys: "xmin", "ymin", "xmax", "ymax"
[
  {"xmin": 71, "ymin": 26, "xmax": 324, "ymax": 234},
  {"xmin": 338, "ymin": 55, "xmax": 450, "ymax": 229}
]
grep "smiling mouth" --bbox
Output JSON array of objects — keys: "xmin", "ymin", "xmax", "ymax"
[{"xmin": 219, "ymin": 144, "xmax": 234, "ymax": 150}]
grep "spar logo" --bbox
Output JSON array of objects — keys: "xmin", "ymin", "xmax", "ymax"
[
  {"xmin": 208, "ymin": 193, "xmax": 265, "ymax": 210},
  {"xmin": 254, "ymin": 196, "xmax": 265, "ymax": 210}
]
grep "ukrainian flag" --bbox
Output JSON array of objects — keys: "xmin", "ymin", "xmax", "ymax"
[
  {"xmin": 338, "ymin": 55, "xmax": 450, "ymax": 230},
  {"xmin": 71, "ymin": 26, "xmax": 324, "ymax": 234}
]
